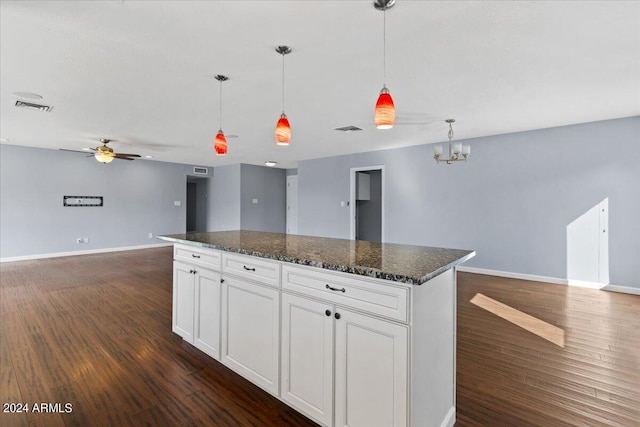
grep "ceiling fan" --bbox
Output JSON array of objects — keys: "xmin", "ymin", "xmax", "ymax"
[{"xmin": 60, "ymin": 139, "xmax": 141, "ymax": 163}]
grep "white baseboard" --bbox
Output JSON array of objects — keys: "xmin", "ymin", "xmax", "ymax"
[
  {"xmin": 440, "ymin": 406, "xmax": 456, "ymax": 427},
  {"xmin": 457, "ymin": 266, "xmax": 639, "ymax": 296},
  {"xmin": 0, "ymin": 243, "xmax": 172, "ymax": 263},
  {"xmin": 457, "ymin": 266, "xmax": 567, "ymax": 285},
  {"xmin": 601, "ymin": 284, "xmax": 640, "ymax": 295}
]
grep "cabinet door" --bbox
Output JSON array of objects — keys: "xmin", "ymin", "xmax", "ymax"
[
  {"xmin": 173, "ymin": 261, "xmax": 195, "ymax": 342},
  {"xmin": 221, "ymin": 276, "xmax": 280, "ymax": 395},
  {"xmin": 193, "ymin": 267, "xmax": 221, "ymax": 360},
  {"xmin": 281, "ymin": 293, "xmax": 334, "ymax": 427},
  {"xmin": 335, "ymin": 309, "xmax": 408, "ymax": 427}
]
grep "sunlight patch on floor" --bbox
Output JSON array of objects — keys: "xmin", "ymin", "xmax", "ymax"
[{"xmin": 470, "ymin": 293, "xmax": 565, "ymax": 347}]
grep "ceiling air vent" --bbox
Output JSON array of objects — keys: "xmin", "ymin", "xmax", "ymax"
[
  {"xmin": 334, "ymin": 125, "xmax": 363, "ymax": 132},
  {"xmin": 15, "ymin": 100, "xmax": 53, "ymax": 112},
  {"xmin": 193, "ymin": 167, "xmax": 208, "ymax": 175}
]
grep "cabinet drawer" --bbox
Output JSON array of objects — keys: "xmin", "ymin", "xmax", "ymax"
[
  {"xmin": 222, "ymin": 253, "xmax": 280, "ymax": 288},
  {"xmin": 282, "ymin": 265, "xmax": 409, "ymax": 323},
  {"xmin": 174, "ymin": 245, "xmax": 221, "ymax": 271}
]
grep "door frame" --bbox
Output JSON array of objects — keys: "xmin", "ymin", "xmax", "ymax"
[
  {"xmin": 286, "ymin": 175, "xmax": 298, "ymax": 234},
  {"xmin": 349, "ymin": 165, "xmax": 385, "ymax": 242}
]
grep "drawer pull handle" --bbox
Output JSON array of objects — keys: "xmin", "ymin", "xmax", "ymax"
[
  {"xmin": 191, "ymin": 254, "xmax": 201, "ymax": 258},
  {"xmin": 243, "ymin": 265, "xmax": 256, "ymax": 271},
  {"xmin": 326, "ymin": 284, "xmax": 346, "ymax": 293}
]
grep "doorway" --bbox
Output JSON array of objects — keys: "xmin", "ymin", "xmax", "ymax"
[
  {"xmin": 350, "ymin": 166, "xmax": 384, "ymax": 242},
  {"xmin": 566, "ymin": 198, "xmax": 609, "ymax": 288},
  {"xmin": 186, "ymin": 176, "xmax": 209, "ymax": 232}
]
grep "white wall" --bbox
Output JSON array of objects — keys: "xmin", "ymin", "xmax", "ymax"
[{"xmin": 297, "ymin": 117, "xmax": 640, "ymax": 289}]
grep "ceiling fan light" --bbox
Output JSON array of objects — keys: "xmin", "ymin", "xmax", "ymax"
[
  {"xmin": 375, "ymin": 86, "xmax": 395, "ymax": 129},
  {"xmin": 214, "ymin": 130, "xmax": 227, "ymax": 155},
  {"xmin": 275, "ymin": 113, "xmax": 291, "ymax": 145},
  {"xmin": 95, "ymin": 151, "xmax": 114, "ymax": 163}
]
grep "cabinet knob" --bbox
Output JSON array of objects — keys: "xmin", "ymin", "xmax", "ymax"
[
  {"xmin": 325, "ymin": 310, "xmax": 331, "ymax": 317},
  {"xmin": 221, "ymin": 278, "xmax": 225, "ymax": 283},
  {"xmin": 334, "ymin": 312, "xmax": 341, "ymax": 320}
]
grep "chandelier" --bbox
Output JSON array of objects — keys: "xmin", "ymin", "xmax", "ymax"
[{"xmin": 434, "ymin": 119, "xmax": 470, "ymax": 164}]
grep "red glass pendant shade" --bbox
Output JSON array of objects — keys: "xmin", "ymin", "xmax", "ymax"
[
  {"xmin": 375, "ymin": 86, "xmax": 395, "ymax": 129},
  {"xmin": 214, "ymin": 130, "xmax": 227, "ymax": 155},
  {"xmin": 275, "ymin": 113, "xmax": 291, "ymax": 145}
]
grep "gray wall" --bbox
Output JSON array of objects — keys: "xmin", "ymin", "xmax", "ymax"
[
  {"xmin": 298, "ymin": 117, "xmax": 640, "ymax": 289},
  {"xmin": 208, "ymin": 164, "xmax": 241, "ymax": 231},
  {"xmin": 356, "ymin": 170, "xmax": 382, "ymax": 242},
  {"xmin": 286, "ymin": 168, "xmax": 298, "ymax": 176},
  {"xmin": 240, "ymin": 164, "xmax": 286, "ymax": 233},
  {"xmin": 0, "ymin": 146, "xmax": 285, "ymax": 258},
  {"xmin": 0, "ymin": 144, "xmax": 204, "ymax": 258}
]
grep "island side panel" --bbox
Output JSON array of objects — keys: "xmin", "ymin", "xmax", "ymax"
[{"xmin": 411, "ymin": 268, "xmax": 456, "ymax": 427}]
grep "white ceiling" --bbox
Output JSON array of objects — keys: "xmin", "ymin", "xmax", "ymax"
[{"xmin": 1, "ymin": 1, "xmax": 638, "ymax": 169}]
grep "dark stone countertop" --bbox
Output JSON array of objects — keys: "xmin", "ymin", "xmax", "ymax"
[{"xmin": 158, "ymin": 230, "xmax": 475, "ymax": 285}]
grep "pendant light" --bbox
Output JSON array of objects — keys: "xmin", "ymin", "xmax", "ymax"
[
  {"xmin": 374, "ymin": 0, "xmax": 395, "ymax": 129},
  {"xmin": 214, "ymin": 74, "xmax": 229, "ymax": 156},
  {"xmin": 275, "ymin": 45, "xmax": 292, "ymax": 145}
]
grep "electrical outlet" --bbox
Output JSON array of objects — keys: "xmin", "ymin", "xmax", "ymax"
[
  {"xmin": 83, "ymin": 237, "xmax": 89, "ymax": 243},
  {"xmin": 148, "ymin": 233, "xmax": 153, "ymax": 239}
]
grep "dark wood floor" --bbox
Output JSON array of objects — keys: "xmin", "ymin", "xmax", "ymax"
[{"xmin": 0, "ymin": 247, "xmax": 638, "ymax": 426}]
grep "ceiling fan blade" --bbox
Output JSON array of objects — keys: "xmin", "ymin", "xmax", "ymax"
[
  {"xmin": 114, "ymin": 155, "xmax": 135, "ymax": 160},
  {"xmin": 60, "ymin": 149, "xmax": 90, "ymax": 154},
  {"xmin": 115, "ymin": 153, "xmax": 141, "ymax": 157}
]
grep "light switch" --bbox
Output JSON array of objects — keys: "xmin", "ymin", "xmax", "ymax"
[
  {"xmin": 174, "ymin": 201, "xmax": 181, "ymax": 206},
  {"xmin": 252, "ymin": 198, "xmax": 258, "ymax": 204},
  {"xmin": 340, "ymin": 201, "xmax": 345, "ymax": 207}
]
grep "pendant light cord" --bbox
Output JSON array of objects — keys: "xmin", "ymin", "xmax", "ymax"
[
  {"xmin": 448, "ymin": 122, "xmax": 454, "ymax": 141},
  {"xmin": 219, "ymin": 79, "xmax": 223, "ymax": 130},
  {"xmin": 282, "ymin": 52, "xmax": 285, "ymax": 114},
  {"xmin": 383, "ymin": 8, "xmax": 387, "ymax": 85}
]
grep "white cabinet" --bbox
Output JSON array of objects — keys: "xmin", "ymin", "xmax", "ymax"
[
  {"xmin": 221, "ymin": 275, "xmax": 280, "ymax": 396},
  {"xmin": 282, "ymin": 264, "xmax": 409, "ymax": 322},
  {"xmin": 281, "ymin": 268, "xmax": 409, "ymax": 427},
  {"xmin": 193, "ymin": 267, "xmax": 221, "ymax": 359},
  {"xmin": 171, "ymin": 243, "xmax": 458, "ymax": 427},
  {"xmin": 173, "ymin": 260, "xmax": 196, "ymax": 342},
  {"xmin": 172, "ymin": 260, "xmax": 221, "ymax": 360},
  {"xmin": 281, "ymin": 293, "xmax": 334, "ymax": 426},
  {"xmin": 222, "ymin": 252, "xmax": 280, "ymax": 287},
  {"xmin": 335, "ymin": 309, "xmax": 408, "ymax": 427}
]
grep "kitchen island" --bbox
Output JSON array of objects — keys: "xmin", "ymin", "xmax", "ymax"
[{"xmin": 158, "ymin": 230, "xmax": 475, "ymax": 427}]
